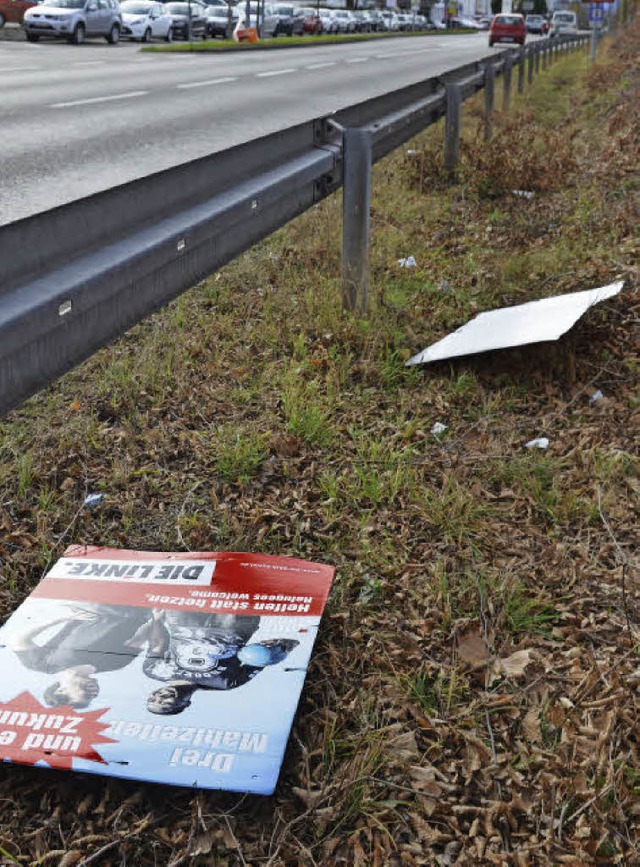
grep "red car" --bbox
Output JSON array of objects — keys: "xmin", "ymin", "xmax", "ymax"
[
  {"xmin": 488, "ymin": 13, "xmax": 526, "ymax": 46},
  {"xmin": 299, "ymin": 6, "xmax": 321, "ymax": 34},
  {"xmin": 0, "ymin": 0, "xmax": 38, "ymax": 26}
]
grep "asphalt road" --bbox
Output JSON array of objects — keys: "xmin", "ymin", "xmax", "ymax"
[{"xmin": 0, "ymin": 33, "xmax": 523, "ymax": 225}]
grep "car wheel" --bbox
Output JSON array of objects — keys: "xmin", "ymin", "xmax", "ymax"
[
  {"xmin": 165, "ymin": 26, "xmax": 172, "ymax": 41},
  {"xmin": 26, "ymin": 31, "xmax": 40, "ymax": 40},
  {"xmin": 141, "ymin": 27, "xmax": 151, "ymax": 41},
  {"xmin": 70, "ymin": 22, "xmax": 85, "ymax": 44},
  {"xmin": 488, "ymin": 39, "xmax": 493, "ymax": 46},
  {"xmin": 0, "ymin": 12, "xmax": 5, "ymax": 27},
  {"xmin": 106, "ymin": 22, "xmax": 120, "ymax": 43}
]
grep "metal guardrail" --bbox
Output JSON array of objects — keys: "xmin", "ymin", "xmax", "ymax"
[{"xmin": 0, "ymin": 34, "xmax": 589, "ymax": 418}]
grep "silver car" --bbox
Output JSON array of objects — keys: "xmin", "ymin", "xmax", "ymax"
[{"xmin": 23, "ymin": 0, "xmax": 122, "ymax": 43}]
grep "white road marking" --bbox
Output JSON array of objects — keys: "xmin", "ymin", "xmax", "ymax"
[
  {"xmin": 256, "ymin": 67, "xmax": 295, "ymax": 77},
  {"xmin": 177, "ymin": 76, "xmax": 238, "ymax": 89},
  {"xmin": 0, "ymin": 65, "xmax": 41, "ymax": 73},
  {"xmin": 305, "ymin": 61, "xmax": 336, "ymax": 69},
  {"xmin": 71, "ymin": 61, "xmax": 106, "ymax": 67},
  {"xmin": 347, "ymin": 57, "xmax": 369, "ymax": 63},
  {"xmin": 50, "ymin": 90, "xmax": 148, "ymax": 108}
]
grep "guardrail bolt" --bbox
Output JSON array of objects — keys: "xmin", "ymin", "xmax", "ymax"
[
  {"xmin": 444, "ymin": 83, "xmax": 462, "ymax": 181},
  {"xmin": 342, "ymin": 127, "xmax": 372, "ymax": 315},
  {"xmin": 484, "ymin": 64, "xmax": 495, "ymax": 141}
]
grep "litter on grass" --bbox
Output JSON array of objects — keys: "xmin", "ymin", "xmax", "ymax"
[
  {"xmin": 406, "ymin": 281, "xmax": 623, "ymax": 366},
  {"xmin": 512, "ymin": 190, "xmax": 534, "ymax": 200},
  {"xmin": 525, "ymin": 437, "xmax": 550, "ymax": 450},
  {"xmin": 589, "ymin": 389, "xmax": 605, "ymax": 406},
  {"xmin": 83, "ymin": 493, "xmax": 105, "ymax": 508},
  {"xmin": 431, "ymin": 422, "xmax": 448, "ymax": 435},
  {"xmin": 397, "ymin": 256, "xmax": 417, "ymax": 268},
  {"xmin": 0, "ymin": 547, "xmax": 334, "ymax": 794}
]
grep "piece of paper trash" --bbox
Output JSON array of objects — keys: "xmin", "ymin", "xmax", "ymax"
[
  {"xmin": 84, "ymin": 493, "xmax": 105, "ymax": 508},
  {"xmin": 589, "ymin": 389, "xmax": 604, "ymax": 406},
  {"xmin": 406, "ymin": 281, "xmax": 623, "ymax": 366},
  {"xmin": 397, "ymin": 256, "xmax": 417, "ymax": 268},
  {"xmin": 512, "ymin": 189, "xmax": 534, "ymax": 199},
  {"xmin": 431, "ymin": 422, "xmax": 448, "ymax": 435},
  {"xmin": 525, "ymin": 437, "xmax": 549, "ymax": 450}
]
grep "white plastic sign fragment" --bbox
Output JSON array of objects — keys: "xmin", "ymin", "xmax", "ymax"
[
  {"xmin": 406, "ymin": 282, "xmax": 623, "ymax": 366},
  {"xmin": 525, "ymin": 437, "xmax": 549, "ymax": 450}
]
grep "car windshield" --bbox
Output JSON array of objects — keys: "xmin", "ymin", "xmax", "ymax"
[
  {"xmin": 555, "ymin": 13, "xmax": 574, "ymax": 21},
  {"xmin": 121, "ymin": 1, "xmax": 152, "ymax": 11},
  {"xmin": 41, "ymin": 0, "xmax": 85, "ymax": 8},
  {"xmin": 166, "ymin": 2, "xmax": 189, "ymax": 11},
  {"xmin": 496, "ymin": 15, "xmax": 520, "ymax": 24},
  {"xmin": 275, "ymin": 5, "xmax": 294, "ymax": 12}
]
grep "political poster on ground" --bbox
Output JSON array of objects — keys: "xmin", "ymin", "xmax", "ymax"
[{"xmin": 0, "ymin": 547, "xmax": 335, "ymax": 794}]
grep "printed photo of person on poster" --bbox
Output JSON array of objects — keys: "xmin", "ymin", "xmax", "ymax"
[
  {"xmin": 126, "ymin": 611, "xmax": 300, "ymax": 715},
  {"xmin": 4, "ymin": 603, "xmax": 154, "ymax": 709}
]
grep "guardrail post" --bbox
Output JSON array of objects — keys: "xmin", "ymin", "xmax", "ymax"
[
  {"xmin": 484, "ymin": 64, "xmax": 495, "ymax": 141},
  {"xmin": 534, "ymin": 43, "xmax": 540, "ymax": 74},
  {"xmin": 542, "ymin": 40, "xmax": 547, "ymax": 70},
  {"xmin": 342, "ymin": 127, "xmax": 372, "ymax": 315},
  {"xmin": 527, "ymin": 47, "xmax": 534, "ymax": 86},
  {"xmin": 517, "ymin": 49, "xmax": 525, "ymax": 94},
  {"xmin": 444, "ymin": 83, "xmax": 462, "ymax": 180},
  {"xmin": 502, "ymin": 55, "xmax": 512, "ymax": 111}
]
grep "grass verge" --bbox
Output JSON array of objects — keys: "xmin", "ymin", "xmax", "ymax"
[{"xmin": 0, "ymin": 22, "xmax": 638, "ymax": 866}]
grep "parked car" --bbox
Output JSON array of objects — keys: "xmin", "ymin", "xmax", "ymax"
[
  {"xmin": 164, "ymin": 0, "xmax": 206, "ymax": 38},
  {"xmin": 450, "ymin": 15, "xmax": 482, "ymax": 29},
  {"xmin": 525, "ymin": 13, "xmax": 547, "ymax": 34},
  {"xmin": 203, "ymin": 0, "xmax": 236, "ymax": 36},
  {"xmin": 477, "ymin": 15, "xmax": 492, "ymax": 29},
  {"xmin": 235, "ymin": 1, "xmax": 278, "ymax": 36},
  {"xmin": 352, "ymin": 9, "xmax": 370, "ymax": 32},
  {"xmin": 488, "ymin": 13, "xmax": 526, "ymax": 45},
  {"xmin": 0, "ymin": 0, "xmax": 38, "ymax": 27},
  {"xmin": 331, "ymin": 9, "xmax": 354, "ymax": 33},
  {"xmin": 120, "ymin": 0, "xmax": 172, "ymax": 40},
  {"xmin": 318, "ymin": 9, "xmax": 336, "ymax": 33},
  {"xmin": 548, "ymin": 10, "xmax": 577, "ymax": 37},
  {"xmin": 367, "ymin": 9, "xmax": 385, "ymax": 30},
  {"xmin": 380, "ymin": 9, "xmax": 399, "ymax": 30},
  {"xmin": 272, "ymin": 4, "xmax": 304, "ymax": 35},
  {"xmin": 298, "ymin": 6, "xmax": 320, "ymax": 34},
  {"xmin": 23, "ymin": 0, "xmax": 122, "ymax": 43}
]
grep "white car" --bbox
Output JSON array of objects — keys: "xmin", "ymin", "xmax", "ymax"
[
  {"xmin": 549, "ymin": 10, "xmax": 577, "ymax": 37},
  {"xmin": 120, "ymin": 0, "xmax": 172, "ymax": 40}
]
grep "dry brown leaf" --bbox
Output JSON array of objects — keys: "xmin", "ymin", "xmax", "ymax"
[
  {"xmin": 387, "ymin": 729, "xmax": 420, "ymax": 760},
  {"xmin": 457, "ymin": 629, "xmax": 490, "ymax": 668},
  {"xmin": 58, "ymin": 853, "xmax": 83, "ymax": 867},
  {"xmin": 522, "ymin": 707, "xmax": 542, "ymax": 744},
  {"xmin": 489, "ymin": 649, "xmax": 533, "ymax": 684}
]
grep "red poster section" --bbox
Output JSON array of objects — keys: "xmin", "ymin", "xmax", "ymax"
[{"xmin": 31, "ymin": 547, "xmax": 333, "ymax": 617}]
